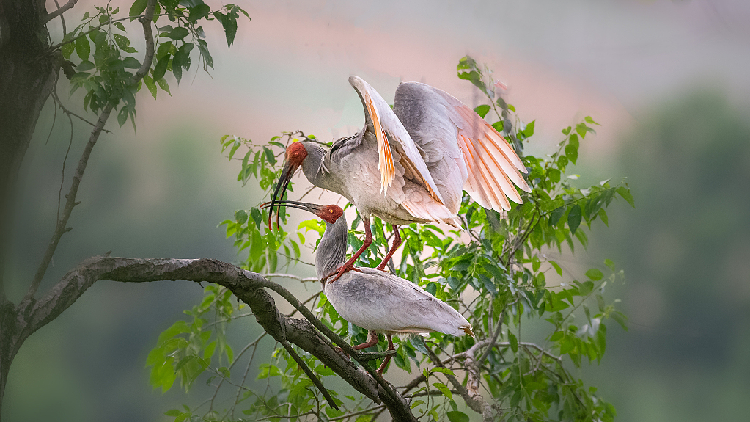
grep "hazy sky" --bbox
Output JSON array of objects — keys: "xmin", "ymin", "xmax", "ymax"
[{"xmin": 117, "ymin": 0, "xmax": 750, "ymax": 166}]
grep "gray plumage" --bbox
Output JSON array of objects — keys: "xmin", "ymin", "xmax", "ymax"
[
  {"xmin": 270, "ymin": 76, "xmax": 531, "ymax": 277},
  {"xmin": 313, "ymin": 205, "xmax": 473, "ymax": 337}
]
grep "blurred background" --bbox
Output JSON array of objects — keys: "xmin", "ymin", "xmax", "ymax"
[{"xmin": 5, "ymin": 0, "xmax": 750, "ymax": 421}]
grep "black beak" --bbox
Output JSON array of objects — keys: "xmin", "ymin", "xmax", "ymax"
[
  {"xmin": 268, "ymin": 160, "xmax": 297, "ymax": 230},
  {"xmin": 261, "ymin": 200, "xmax": 321, "ymax": 218}
]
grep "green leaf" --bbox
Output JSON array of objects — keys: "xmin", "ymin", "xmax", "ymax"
[
  {"xmin": 576, "ymin": 122, "xmax": 589, "ymax": 138},
  {"xmin": 168, "ymin": 27, "xmax": 189, "ymax": 40},
  {"xmin": 523, "ymin": 120, "xmax": 535, "ymax": 138},
  {"xmin": 604, "ymin": 258, "xmax": 615, "ymax": 271},
  {"xmin": 114, "ymin": 34, "xmax": 137, "ymax": 53},
  {"xmin": 565, "ymin": 143, "xmax": 578, "ymax": 165},
  {"xmin": 235, "ymin": 209, "xmax": 248, "ymax": 224},
  {"xmin": 586, "ymin": 268, "xmax": 603, "ymax": 280},
  {"xmin": 188, "ymin": 3, "xmax": 211, "ymax": 22},
  {"xmin": 509, "ymin": 331, "xmax": 518, "ymax": 353},
  {"xmin": 567, "ymin": 204, "xmax": 582, "ymax": 234},
  {"xmin": 123, "ymin": 57, "xmax": 140, "ymax": 68},
  {"xmin": 152, "ymin": 54, "xmax": 169, "ymax": 81},
  {"xmin": 431, "ymin": 367, "xmax": 456, "ymax": 377},
  {"xmin": 433, "ymin": 382, "xmax": 452, "ymax": 400},
  {"xmin": 250, "ymin": 208, "xmax": 263, "ymax": 229},
  {"xmin": 474, "ymin": 104, "xmax": 491, "ymax": 118},
  {"xmin": 550, "ymin": 260, "xmax": 563, "ymax": 276},
  {"xmin": 130, "ymin": 0, "xmax": 147, "ymax": 17},
  {"xmin": 585, "ymin": 116, "xmax": 600, "ymax": 125},
  {"xmin": 446, "ymin": 411, "xmax": 470, "ymax": 422},
  {"xmin": 76, "ymin": 60, "xmax": 95, "ymax": 72},
  {"xmin": 62, "ymin": 40, "xmax": 75, "ymax": 60},
  {"xmin": 143, "ymin": 74, "xmax": 157, "ymax": 99},
  {"xmin": 263, "ymin": 147, "xmax": 277, "ymax": 166},
  {"xmin": 117, "ymin": 106, "xmax": 129, "ymax": 126},
  {"xmin": 75, "ymin": 36, "xmax": 90, "ymax": 61},
  {"xmin": 549, "ymin": 207, "xmax": 565, "ymax": 226},
  {"xmin": 214, "ymin": 11, "xmax": 239, "ymax": 47},
  {"xmin": 617, "ymin": 186, "xmax": 635, "ymax": 207},
  {"xmin": 457, "ymin": 56, "xmax": 489, "ymax": 96},
  {"xmin": 410, "ymin": 336, "xmax": 429, "ymax": 355}
]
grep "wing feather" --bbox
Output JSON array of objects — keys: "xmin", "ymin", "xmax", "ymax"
[
  {"xmin": 394, "ymin": 82, "xmax": 530, "ymax": 214},
  {"xmin": 349, "ymin": 76, "xmax": 444, "ymax": 205}
]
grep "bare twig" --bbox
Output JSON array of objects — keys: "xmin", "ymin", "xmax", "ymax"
[
  {"xmin": 264, "ymin": 273, "xmax": 318, "ymax": 283},
  {"xmin": 280, "ymin": 339, "xmax": 338, "ymax": 410},
  {"xmin": 52, "ymin": 92, "xmax": 112, "ymax": 133},
  {"xmin": 45, "ymin": 0, "xmax": 78, "ymax": 24}
]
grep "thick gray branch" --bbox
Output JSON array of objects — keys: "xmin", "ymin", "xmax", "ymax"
[{"xmin": 17, "ymin": 256, "xmax": 417, "ymax": 420}]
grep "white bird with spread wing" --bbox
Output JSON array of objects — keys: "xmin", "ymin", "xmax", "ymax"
[{"xmin": 268, "ymin": 76, "xmax": 530, "ymax": 281}]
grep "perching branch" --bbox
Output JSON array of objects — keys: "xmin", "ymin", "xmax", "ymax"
[{"xmin": 14, "ymin": 256, "xmax": 417, "ymax": 421}]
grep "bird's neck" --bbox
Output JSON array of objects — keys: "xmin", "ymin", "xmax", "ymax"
[
  {"xmin": 315, "ymin": 216, "xmax": 348, "ymax": 281},
  {"xmin": 300, "ymin": 142, "xmax": 327, "ymax": 186}
]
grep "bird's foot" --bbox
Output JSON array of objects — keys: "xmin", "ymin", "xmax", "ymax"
[{"xmin": 322, "ymin": 262, "xmax": 361, "ymax": 284}]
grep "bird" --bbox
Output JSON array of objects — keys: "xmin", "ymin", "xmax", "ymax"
[
  {"xmin": 268, "ymin": 76, "xmax": 531, "ymax": 281},
  {"xmin": 262, "ymin": 200, "xmax": 473, "ymax": 374}
]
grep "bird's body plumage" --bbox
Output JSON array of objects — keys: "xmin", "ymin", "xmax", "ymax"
[
  {"xmin": 325, "ymin": 267, "xmax": 471, "ymax": 337},
  {"xmin": 312, "ymin": 204, "xmax": 472, "ymax": 338}
]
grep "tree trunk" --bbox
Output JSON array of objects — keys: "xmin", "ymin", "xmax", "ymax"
[
  {"xmin": 0, "ymin": 0, "xmax": 57, "ymax": 418},
  {"xmin": 0, "ymin": 0, "xmax": 57, "ymax": 289}
]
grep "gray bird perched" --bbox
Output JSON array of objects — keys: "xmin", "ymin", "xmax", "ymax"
[
  {"xmin": 269, "ymin": 76, "xmax": 531, "ymax": 282},
  {"xmin": 263, "ymin": 200, "xmax": 473, "ymax": 374}
]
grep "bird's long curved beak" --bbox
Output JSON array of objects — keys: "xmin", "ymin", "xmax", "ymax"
[
  {"xmin": 268, "ymin": 160, "xmax": 298, "ymax": 230},
  {"xmin": 261, "ymin": 200, "xmax": 321, "ymax": 218}
]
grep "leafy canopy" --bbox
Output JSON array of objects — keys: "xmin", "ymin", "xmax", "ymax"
[{"xmin": 149, "ymin": 57, "xmax": 632, "ymax": 422}]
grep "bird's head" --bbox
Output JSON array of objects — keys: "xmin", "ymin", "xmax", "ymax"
[
  {"xmin": 261, "ymin": 200, "xmax": 342, "ymax": 225},
  {"xmin": 268, "ymin": 142, "xmax": 309, "ymax": 229}
]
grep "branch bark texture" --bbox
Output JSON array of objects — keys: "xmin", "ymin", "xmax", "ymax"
[{"xmin": 14, "ymin": 256, "xmax": 418, "ymax": 420}]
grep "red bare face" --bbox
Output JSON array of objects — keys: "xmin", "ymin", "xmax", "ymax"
[
  {"xmin": 286, "ymin": 142, "xmax": 308, "ymax": 167},
  {"xmin": 317, "ymin": 205, "xmax": 343, "ymax": 224}
]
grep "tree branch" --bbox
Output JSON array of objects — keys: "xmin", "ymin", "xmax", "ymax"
[
  {"xmin": 424, "ymin": 342, "xmax": 498, "ymax": 422},
  {"xmin": 44, "ymin": 0, "xmax": 77, "ymax": 23},
  {"xmin": 15, "ymin": 256, "xmax": 417, "ymax": 420}
]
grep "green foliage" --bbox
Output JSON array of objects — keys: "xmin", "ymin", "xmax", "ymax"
[
  {"xmin": 147, "ymin": 284, "xmax": 236, "ymax": 394},
  {"xmin": 151, "ymin": 57, "xmax": 632, "ymax": 421},
  {"xmin": 56, "ymin": 0, "xmax": 249, "ymax": 128}
]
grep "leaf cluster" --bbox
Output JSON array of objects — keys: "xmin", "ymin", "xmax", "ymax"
[{"xmin": 55, "ymin": 0, "xmax": 249, "ymax": 128}]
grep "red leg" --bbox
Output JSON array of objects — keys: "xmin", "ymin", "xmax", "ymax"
[
  {"xmin": 377, "ymin": 334, "xmax": 395, "ymax": 374},
  {"xmin": 376, "ymin": 225, "xmax": 401, "ymax": 271},
  {"xmin": 323, "ymin": 216, "xmax": 372, "ymax": 283},
  {"xmin": 353, "ymin": 330, "xmax": 379, "ymax": 350}
]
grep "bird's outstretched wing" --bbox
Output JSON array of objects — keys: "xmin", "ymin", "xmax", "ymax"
[
  {"xmin": 394, "ymin": 81, "xmax": 531, "ymax": 213},
  {"xmin": 348, "ymin": 76, "xmax": 445, "ymax": 208}
]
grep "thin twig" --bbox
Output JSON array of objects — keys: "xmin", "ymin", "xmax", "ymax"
[
  {"xmin": 264, "ymin": 273, "xmax": 318, "ymax": 283},
  {"xmin": 23, "ymin": 0, "xmax": 158, "ymax": 303},
  {"xmin": 280, "ymin": 339, "xmax": 338, "ymax": 410},
  {"xmin": 45, "ymin": 0, "xmax": 78, "ymax": 23},
  {"xmin": 52, "ymin": 92, "xmax": 112, "ymax": 133}
]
